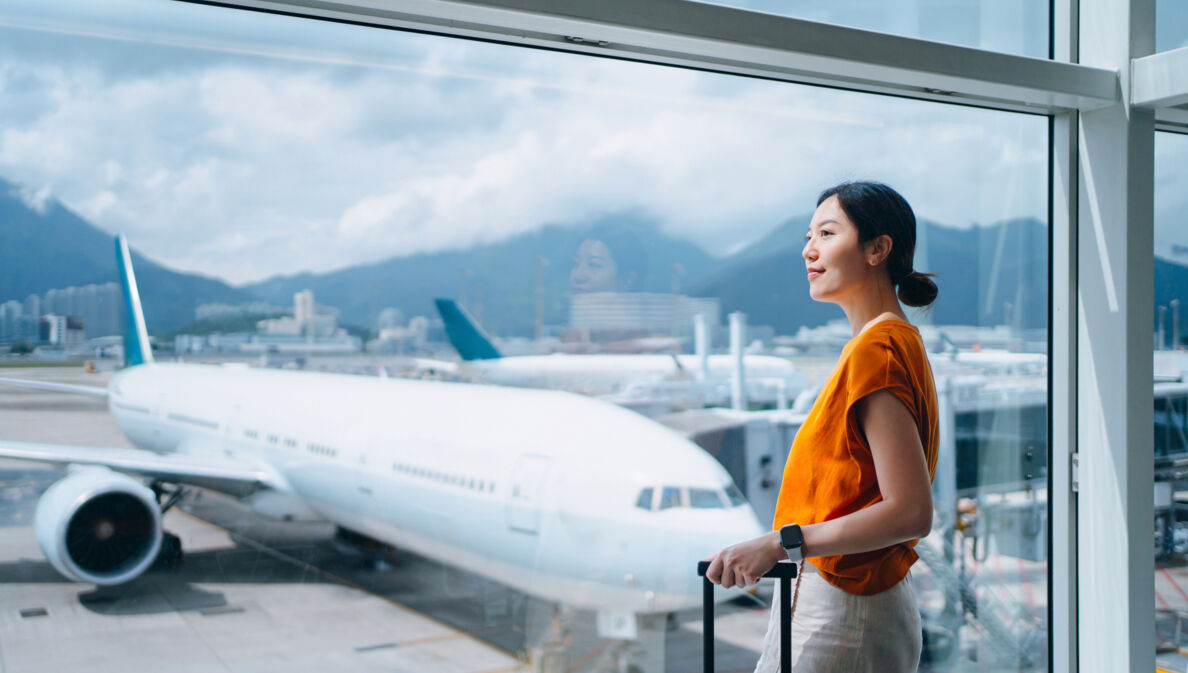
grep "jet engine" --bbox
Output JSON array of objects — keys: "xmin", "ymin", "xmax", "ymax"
[{"xmin": 34, "ymin": 467, "xmax": 163, "ymax": 585}]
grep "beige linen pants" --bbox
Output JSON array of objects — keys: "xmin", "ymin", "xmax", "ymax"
[{"xmin": 753, "ymin": 564, "xmax": 922, "ymax": 673}]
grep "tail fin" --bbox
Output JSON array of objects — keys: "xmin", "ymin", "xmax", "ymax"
[
  {"xmin": 115, "ymin": 234, "xmax": 153, "ymax": 366},
  {"xmin": 434, "ymin": 299, "xmax": 501, "ymax": 361}
]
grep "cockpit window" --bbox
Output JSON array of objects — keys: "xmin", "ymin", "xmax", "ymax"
[
  {"xmin": 658, "ymin": 486, "xmax": 682, "ymax": 510},
  {"xmin": 635, "ymin": 487, "xmax": 654, "ymax": 510},
  {"xmin": 724, "ymin": 483, "xmax": 747, "ymax": 507},
  {"xmin": 689, "ymin": 487, "xmax": 726, "ymax": 509}
]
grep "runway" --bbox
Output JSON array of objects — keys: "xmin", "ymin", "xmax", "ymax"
[{"xmin": 0, "ymin": 365, "xmax": 769, "ymax": 673}]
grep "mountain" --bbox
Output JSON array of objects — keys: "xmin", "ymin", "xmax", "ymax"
[
  {"xmin": 692, "ymin": 217, "xmax": 1051, "ymax": 334},
  {"xmin": 242, "ymin": 212, "xmax": 724, "ymax": 337},
  {"xmin": 0, "ymin": 178, "xmax": 255, "ymax": 333}
]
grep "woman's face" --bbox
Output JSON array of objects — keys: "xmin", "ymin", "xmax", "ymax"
[
  {"xmin": 570, "ymin": 239, "xmax": 620, "ymax": 293},
  {"xmin": 802, "ymin": 195, "xmax": 880, "ymax": 304}
]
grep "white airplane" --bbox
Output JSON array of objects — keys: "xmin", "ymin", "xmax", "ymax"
[
  {"xmin": 429, "ymin": 298, "xmax": 805, "ymax": 398},
  {"xmin": 0, "ymin": 236, "xmax": 764, "ymax": 636}
]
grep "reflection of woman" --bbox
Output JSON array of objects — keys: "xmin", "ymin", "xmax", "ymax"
[
  {"xmin": 706, "ymin": 182, "xmax": 940, "ymax": 673},
  {"xmin": 569, "ymin": 224, "xmax": 648, "ymax": 293}
]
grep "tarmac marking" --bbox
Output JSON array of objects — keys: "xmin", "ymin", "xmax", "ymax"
[
  {"xmin": 1162, "ymin": 567, "xmax": 1188, "ymax": 606},
  {"xmin": 171, "ymin": 506, "xmax": 523, "ymax": 661}
]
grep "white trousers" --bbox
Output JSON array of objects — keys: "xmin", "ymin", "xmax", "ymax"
[{"xmin": 753, "ymin": 564, "xmax": 922, "ymax": 673}]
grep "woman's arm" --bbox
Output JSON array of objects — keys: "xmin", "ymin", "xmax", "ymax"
[{"xmin": 706, "ymin": 389, "xmax": 933, "ymax": 588}]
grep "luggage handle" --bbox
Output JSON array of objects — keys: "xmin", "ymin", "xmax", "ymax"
[{"xmin": 696, "ymin": 560, "xmax": 798, "ymax": 673}]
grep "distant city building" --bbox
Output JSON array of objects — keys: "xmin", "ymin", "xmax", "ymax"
[
  {"xmin": 39, "ymin": 282, "xmax": 119, "ymax": 338},
  {"xmin": 569, "ymin": 292, "xmax": 721, "ymax": 341},
  {"xmin": 195, "ymin": 301, "xmax": 280, "ymax": 320},
  {"xmin": 40, "ymin": 314, "xmax": 85, "ymax": 346},
  {"xmin": 176, "ymin": 289, "xmax": 360, "ymax": 355},
  {"xmin": 368, "ymin": 315, "xmax": 430, "ymax": 353},
  {"xmin": 257, "ymin": 289, "xmax": 341, "ymax": 338},
  {"xmin": 0, "ymin": 300, "xmax": 22, "ymax": 342},
  {"xmin": 375, "ymin": 307, "xmax": 404, "ymax": 332}
]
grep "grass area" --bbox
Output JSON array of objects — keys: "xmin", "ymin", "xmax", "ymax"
[{"xmin": 0, "ymin": 361, "xmax": 88, "ymax": 369}]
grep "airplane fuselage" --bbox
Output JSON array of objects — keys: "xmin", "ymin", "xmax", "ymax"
[{"xmin": 107, "ymin": 362, "xmax": 763, "ymax": 614}]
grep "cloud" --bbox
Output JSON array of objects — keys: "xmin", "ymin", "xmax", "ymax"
[{"xmin": 0, "ymin": 0, "xmax": 1110, "ymax": 286}]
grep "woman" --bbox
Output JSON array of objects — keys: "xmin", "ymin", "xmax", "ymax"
[{"xmin": 705, "ymin": 181, "xmax": 940, "ymax": 673}]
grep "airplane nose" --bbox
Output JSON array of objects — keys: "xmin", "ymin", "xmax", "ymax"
[{"xmin": 683, "ymin": 506, "xmax": 769, "ymax": 607}]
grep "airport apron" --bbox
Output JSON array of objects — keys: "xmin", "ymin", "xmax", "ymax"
[{"xmin": 753, "ymin": 563, "xmax": 921, "ymax": 673}]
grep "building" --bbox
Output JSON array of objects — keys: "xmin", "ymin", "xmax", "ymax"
[
  {"xmin": 39, "ymin": 314, "xmax": 85, "ymax": 346},
  {"xmin": 569, "ymin": 292, "xmax": 721, "ymax": 342}
]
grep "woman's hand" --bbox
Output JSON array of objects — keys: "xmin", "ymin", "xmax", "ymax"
[{"xmin": 705, "ymin": 531, "xmax": 784, "ymax": 588}]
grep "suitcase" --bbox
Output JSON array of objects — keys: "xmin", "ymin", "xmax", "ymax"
[{"xmin": 696, "ymin": 560, "xmax": 798, "ymax": 673}]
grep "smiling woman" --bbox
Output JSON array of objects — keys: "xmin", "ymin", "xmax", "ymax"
[{"xmin": 0, "ymin": 1, "xmax": 1059, "ymax": 672}]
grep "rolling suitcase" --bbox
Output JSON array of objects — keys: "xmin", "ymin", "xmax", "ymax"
[{"xmin": 697, "ymin": 560, "xmax": 798, "ymax": 673}]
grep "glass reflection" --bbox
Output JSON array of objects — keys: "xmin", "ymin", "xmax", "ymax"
[
  {"xmin": 0, "ymin": 0, "xmax": 1054, "ymax": 671},
  {"xmin": 1155, "ymin": 130, "xmax": 1188, "ymax": 670},
  {"xmin": 689, "ymin": 0, "xmax": 1049, "ymax": 58}
]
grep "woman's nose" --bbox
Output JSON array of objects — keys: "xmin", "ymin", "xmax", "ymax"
[{"xmin": 802, "ymin": 242, "xmax": 815, "ymax": 261}]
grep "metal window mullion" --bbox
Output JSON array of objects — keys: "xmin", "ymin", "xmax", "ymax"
[
  {"xmin": 185, "ymin": 0, "xmax": 1118, "ymax": 114},
  {"xmin": 1050, "ymin": 108, "xmax": 1079, "ymax": 673}
]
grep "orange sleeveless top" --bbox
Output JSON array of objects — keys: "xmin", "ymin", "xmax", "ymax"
[{"xmin": 773, "ymin": 320, "xmax": 939, "ymax": 595}]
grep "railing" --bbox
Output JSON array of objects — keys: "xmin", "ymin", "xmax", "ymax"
[{"xmin": 696, "ymin": 560, "xmax": 798, "ymax": 673}]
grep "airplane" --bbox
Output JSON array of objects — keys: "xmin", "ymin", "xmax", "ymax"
[
  {"xmin": 427, "ymin": 298, "xmax": 806, "ymax": 401},
  {"xmin": 0, "ymin": 236, "xmax": 765, "ymax": 638}
]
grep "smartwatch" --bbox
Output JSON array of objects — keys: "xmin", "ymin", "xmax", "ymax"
[{"xmin": 779, "ymin": 523, "xmax": 804, "ymax": 563}]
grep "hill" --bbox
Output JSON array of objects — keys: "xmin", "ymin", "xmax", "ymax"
[{"xmin": 0, "ymin": 178, "xmax": 256, "ymax": 333}]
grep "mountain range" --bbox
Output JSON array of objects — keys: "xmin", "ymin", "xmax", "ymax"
[{"xmin": 3, "ymin": 176, "xmax": 1185, "ymax": 341}]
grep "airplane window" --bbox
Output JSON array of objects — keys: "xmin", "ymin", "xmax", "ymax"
[
  {"xmin": 723, "ymin": 483, "xmax": 747, "ymax": 507},
  {"xmin": 689, "ymin": 488, "xmax": 726, "ymax": 509},
  {"xmin": 658, "ymin": 486, "xmax": 682, "ymax": 510},
  {"xmin": 635, "ymin": 487, "xmax": 654, "ymax": 510}
]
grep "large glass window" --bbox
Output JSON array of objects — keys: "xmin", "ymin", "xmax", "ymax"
[
  {"xmin": 1154, "ymin": 130, "xmax": 1188, "ymax": 670},
  {"xmin": 1157, "ymin": 0, "xmax": 1188, "ymax": 53},
  {"xmin": 0, "ymin": 1, "xmax": 1049, "ymax": 671},
  {"xmin": 690, "ymin": 0, "xmax": 1049, "ymax": 58}
]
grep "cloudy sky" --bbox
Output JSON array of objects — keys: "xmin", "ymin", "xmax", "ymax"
[{"xmin": 0, "ymin": 0, "xmax": 1184, "ymax": 285}]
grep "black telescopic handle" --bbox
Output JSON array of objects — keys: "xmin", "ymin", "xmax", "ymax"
[{"xmin": 696, "ymin": 560, "xmax": 797, "ymax": 673}]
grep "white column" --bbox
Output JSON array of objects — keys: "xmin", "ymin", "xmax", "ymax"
[
  {"xmin": 694, "ymin": 312, "xmax": 710, "ymax": 382},
  {"xmin": 1077, "ymin": 0, "xmax": 1155, "ymax": 669},
  {"xmin": 729, "ymin": 312, "xmax": 747, "ymax": 411}
]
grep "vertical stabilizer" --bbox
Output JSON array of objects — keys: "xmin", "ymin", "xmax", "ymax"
[
  {"xmin": 434, "ymin": 298, "xmax": 502, "ymax": 361},
  {"xmin": 115, "ymin": 235, "xmax": 153, "ymax": 366}
]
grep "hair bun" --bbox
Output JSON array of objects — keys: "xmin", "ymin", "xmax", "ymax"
[{"xmin": 897, "ymin": 270, "xmax": 938, "ymax": 308}]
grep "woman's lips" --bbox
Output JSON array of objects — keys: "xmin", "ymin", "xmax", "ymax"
[{"xmin": 807, "ymin": 269, "xmax": 823, "ymax": 281}]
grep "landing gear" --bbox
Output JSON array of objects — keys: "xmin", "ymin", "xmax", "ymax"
[
  {"xmin": 152, "ymin": 531, "xmax": 183, "ymax": 569},
  {"xmin": 149, "ymin": 481, "xmax": 188, "ymax": 570}
]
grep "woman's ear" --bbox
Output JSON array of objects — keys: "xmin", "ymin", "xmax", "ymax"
[{"xmin": 866, "ymin": 235, "xmax": 893, "ymax": 267}]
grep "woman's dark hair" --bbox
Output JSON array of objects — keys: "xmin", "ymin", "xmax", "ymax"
[{"xmin": 817, "ymin": 181, "xmax": 938, "ymax": 308}]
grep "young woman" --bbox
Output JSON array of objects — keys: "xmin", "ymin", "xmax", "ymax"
[{"xmin": 705, "ymin": 181, "xmax": 940, "ymax": 673}]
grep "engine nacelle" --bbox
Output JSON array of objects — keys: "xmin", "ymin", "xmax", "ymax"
[{"xmin": 34, "ymin": 468, "xmax": 162, "ymax": 585}]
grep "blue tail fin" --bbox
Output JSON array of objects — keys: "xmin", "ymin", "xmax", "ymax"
[
  {"xmin": 115, "ymin": 234, "xmax": 153, "ymax": 367},
  {"xmin": 434, "ymin": 299, "xmax": 501, "ymax": 361}
]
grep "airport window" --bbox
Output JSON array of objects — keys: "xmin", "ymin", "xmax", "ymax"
[
  {"xmin": 658, "ymin": 487, "xmax": 683, "ymax": 511},
  {"xmin": 724, "ymin": 483, "xmax": 747, "ymax": 507},
  {"xmin": 635, "ymin": 487, "xmax": 655, "ymax": 510},
  {"xmin": 0, "ymin": 0, "xmax": 1074, "ymax": 670},
  {"xmin": 689, "ymin": 487, "xmax": 726, "ymax": 509},
  {"xmin": 691, "ymin": 0, "xmax": 1049, "ymax": 58}
]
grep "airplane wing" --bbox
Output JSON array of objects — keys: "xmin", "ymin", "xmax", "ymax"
[
  {"xmin": 0, "ymin": 440, "xmax": 283, "ymax": 497},
  {"xmin": 0, "ymin": 377, "xmax": 108, "ymax": 397}
]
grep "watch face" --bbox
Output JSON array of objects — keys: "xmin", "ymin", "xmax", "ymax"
[{"xmin": 780, "ymin": 524, "xmax": 803, "ymax": 549}]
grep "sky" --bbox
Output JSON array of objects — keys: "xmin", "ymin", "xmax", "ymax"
[{"xmin": 0, "ymin": 0, "xmax": 1184, "ymax": 285}]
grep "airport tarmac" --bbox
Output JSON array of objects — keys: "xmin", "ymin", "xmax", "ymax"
[
  {"xmin": 10, "ymin": 363, "xmax": 1182, "ymax": 672},
  {"xmin": 0, "ymin": 365, "xmax": 769, "ymax": 673}
]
